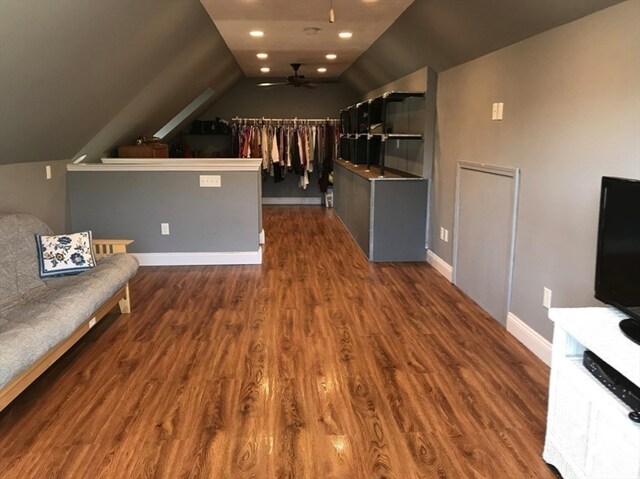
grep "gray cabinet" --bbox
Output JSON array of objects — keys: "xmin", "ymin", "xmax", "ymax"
[
  {"xmin": 335, "ymin": 89, "xmax": 432, "ymax": 262},
  {"xmin": 334, "ymin": 160, "xmax": 427, "ymax": 262}
]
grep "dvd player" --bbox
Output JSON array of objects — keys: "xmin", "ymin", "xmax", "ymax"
[{"xmin": 583, "ymin": 350, "xmax": 640, "ymax": 411}]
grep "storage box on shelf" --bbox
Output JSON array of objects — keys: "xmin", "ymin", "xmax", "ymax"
[
  {"xmin": 118, "ymin": 142, "xmax": 168, "ymax": 159},
  {"xmin": 544, "ymin": 307, "xmax": 640, "ymax": 479}
]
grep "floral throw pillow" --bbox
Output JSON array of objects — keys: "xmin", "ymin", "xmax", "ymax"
[{"xmin": 35, "ymin": 231, "xmax": 96, "ymax": 278}]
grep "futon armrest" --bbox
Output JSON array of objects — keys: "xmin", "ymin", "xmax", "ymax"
[{"xmin": 93, "ymin": 239, "xmax": 134, "ymax": 258}]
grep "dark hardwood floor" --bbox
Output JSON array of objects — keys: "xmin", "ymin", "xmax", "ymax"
[{"xmin": 0, "ymin": 206, "xmax": 555, "ymax": 478}]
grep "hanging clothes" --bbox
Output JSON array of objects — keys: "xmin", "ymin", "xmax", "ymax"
[{"xmin": 231, "ymin": 119, "xmax": 340, "ymax": 191}]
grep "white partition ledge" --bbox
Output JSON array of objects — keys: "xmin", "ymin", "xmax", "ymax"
[{"xmin": 67, "ymin": 158, "xmax": 262, "ymax": 172}]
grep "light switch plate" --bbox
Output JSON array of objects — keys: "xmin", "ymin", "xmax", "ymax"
[
  {"xmin": 543, "ymin": 287, "xmax": 552, "ymax": 309},
  {"xmin": 200, "ymin": 175, "xmax": 221, "ymax": 187}
]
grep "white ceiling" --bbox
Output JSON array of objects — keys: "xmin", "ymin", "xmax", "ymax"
[{"xmin": 200, "ymin": 0, "xmax": 414, "ymax": 79}]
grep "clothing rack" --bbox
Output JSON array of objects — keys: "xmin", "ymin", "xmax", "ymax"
[
  {"xmin": 231, "ymin": 116, "xmax": 340, "ymax": 195},
  {"xmin": 231, "ymin": 117, "xmax": 339, "ymax": 125}
]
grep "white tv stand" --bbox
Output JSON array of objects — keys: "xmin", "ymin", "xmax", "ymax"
[{"xmin": 544, "ymin": 307, "xmax": 640, "ymax": 479}]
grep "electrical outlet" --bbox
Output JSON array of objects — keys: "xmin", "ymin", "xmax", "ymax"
[
  {"xmin": 200, "ymin": 175, "xmax": 221, "ymax": 187},
  {"xmin": 543, "ymin": 287, "xmax": 552, "ymax": 309},
  {"xmin": 45, "ymin": 165, "xmax": 52, "ymax": 179},
  {"xmin": 443, "ymin": 228, "xmax": 449, "ymax": 243},
  {"xmin": 161, "ymin": 223, "xmax": 170, "ymax": 235}
]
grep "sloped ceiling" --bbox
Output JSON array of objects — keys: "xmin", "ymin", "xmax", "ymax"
[
  {"xmin": 1, "ymin": 0, "xmax": 627, "ymax": 166},
  {"xmin": 342, "ymin": 0, "xmax": 625, "ymax": 95},
  {"xmin": 0, "ymin": 0, "xmax": 242, "ymax": 165},
  {"xmin": 201, "ymin": 0, "xmax": 414, "ymax": 78}
]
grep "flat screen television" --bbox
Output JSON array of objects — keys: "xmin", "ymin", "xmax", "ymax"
[{"xmin": 595, "ymin": 176, "xmax": 640, "ymax": 345}]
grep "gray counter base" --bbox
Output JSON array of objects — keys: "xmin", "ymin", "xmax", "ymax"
[{"xmin": 334, "ymin": 161, "xmax": 428, "ymax": 262}]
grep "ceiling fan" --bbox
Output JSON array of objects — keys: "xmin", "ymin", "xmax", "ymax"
[{"xmin": 257, "ymin": 63, "xmax": 337, "ymax": 89}]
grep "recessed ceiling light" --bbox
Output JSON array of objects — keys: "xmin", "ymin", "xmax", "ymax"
[
  {"xmin": 317, "ymin": 67, "xmax": 327, "ymax": 73},
  {"xmin": 250, "ymin": 30, "xmax": 264, "ymax": 37},
  {"xmin": 326, "ymin": 54, "xmax": 337, "ymax": 60},
  {"xmin": 338, "ymin": 32, "xmax": 353, "ymax": 39},
  {"xmin": 256, "ymin": 53, "xmax": 268, "ymax": 59},
  {"xmin": 260, "ymin": 67, "xmax": 270, "ymax": 73}
]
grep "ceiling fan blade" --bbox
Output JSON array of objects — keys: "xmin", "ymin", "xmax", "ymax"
[{"xmin": 257, "ymin": 82, "xmax": 288, "ymax": 87}]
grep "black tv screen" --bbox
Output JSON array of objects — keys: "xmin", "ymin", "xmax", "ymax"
[{"xmin": 595, "ymin": 176, "xmax": 640, "ymax": 345}]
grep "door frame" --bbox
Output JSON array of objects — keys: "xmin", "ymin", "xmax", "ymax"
[{"xmin": 452, "ymin": 161, "xmax": 520, "ymax": 323}]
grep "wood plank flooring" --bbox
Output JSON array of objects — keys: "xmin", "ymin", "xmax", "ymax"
[{"xmin": 0, "ymin": 206, "xmax": 557, "ymax": 478}]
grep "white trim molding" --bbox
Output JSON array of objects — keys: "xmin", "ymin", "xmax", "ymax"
[
  {"xmin": 262, "ymin": 197, "xmax": 322, "ymax": 205},
  {"xmin": 259, "ymin": 229, "xmax": 265, "ymax": 245},
  {"xmin": 426, "ymin": 250, "xmax": 453, "ymax": 282},
  {"xmin": 506, "ymin": 312, "xmax": 552, "ymax": 366},
  {"xmin": 134, "ymin": 249, "xmax": 262, "ymax": 266},
  {"xmin": 67, "ymin": 158, "xmax": 262, "ymax": 172}
]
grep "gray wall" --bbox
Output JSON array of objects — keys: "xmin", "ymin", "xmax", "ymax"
[
  {"xmin": 0, "ymin": 0, "xmax": 241, "ymax": 232},
  {"xmin": 201, "ymin": 77, "xmax": 358, "ymax": 120},
  {"xmin": 364, "ymin": 68, "xmax": 430, "ymax": 100},
  {"xmin": 432, "ymin": 0, "xmax": 640, "ymax": 340},
  {"xmin": 0, "ymin": 160, "xmax": 68, "ymax": 233},
  {"xmin": 68, "ymin": 170, "xmax": 261, "ymax": 253},
  {"xmin": 200, "ymin": 77, "xmax": 357, "ymax": 199}
]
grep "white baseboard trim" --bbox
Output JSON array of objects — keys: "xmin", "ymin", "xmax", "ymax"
[
  {"xmin": 506, "ymin": 312, "xmax": 552, "ymax": 366},
  {"xmin": 426, "ymin": 250, "xmax": 453, "ymax": 282},
  {"xmin": 134, "ymin": 248, "xmax": 262, "ymax": 266},
  {"xmin": 262, "ymin": 197, "xmax": 322, "ymax": 205}
]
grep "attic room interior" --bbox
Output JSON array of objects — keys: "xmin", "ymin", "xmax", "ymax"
[{"xmin": 1, "ymin": 0, "xmax": 639, "ymax": 477}]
